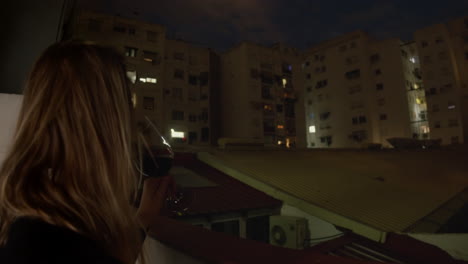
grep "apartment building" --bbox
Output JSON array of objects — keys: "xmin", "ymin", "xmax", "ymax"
[
  {"xmin": 163, "ymin": 39, "xmax": 220, "ymax": 146},
  {"xmin": 414, "ymin": 16, "xmax": 468, "ymax": 145},
  {"xmin": 303, "ymin": 31, "xmax": 425, "ymax": 148},
  {"xmin": 69, "ymin": 10, "xmax": 166, "ymax": 126},
  {"xmin": 221, "ymin": 42, "xmax": 306, "ymax": 148},
  {"xmin": 68, "ymin": 10, "xmax": 220, "ymax": 145}
]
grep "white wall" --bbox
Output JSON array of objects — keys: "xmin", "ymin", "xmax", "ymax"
[
  {"xmin": 0, "ymin": 94, "xmax": 23, "ymax": 165},
  {"xmin": 281, "ymin": 203, "xmax": 343, "ymax": 246},
  {"xmin": 409, "ymin": 233, "xmax": 468, "ymax": 261}
]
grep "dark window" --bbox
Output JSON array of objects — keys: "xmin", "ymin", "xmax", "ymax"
[
  {"xmin": 375, "ymin": 69, "xmax": 382, "ymax": 75},
  {"xmin": 320, "ymin": 55, "xmax": 325, "ymax": 62},
  {"xmin": 261, "ymin": 85, "xmax": 272, "ymax": 99},
  {"xmin": 211, "ymin": 220, "xmax": 239, "ymax": 237},
  {"xmin": 432, "ymin": 104, "xmax": 440, "ymax": 112},
  {"xmin": 434, "ymin": 121, "xmax": 441, "ymax": 128},
  {"xmin": 350, "ymin": 42, "xmax": 357, "ymax": 48},
  {"xmin": 370, "ymin": 54, "xmax": 380, "ymax": 63},
  {"xmin": 428, "ymin": 87, "xmax": 437, "ymax": 95},
  {"xmin": 306, "ymin": 86, "xmax": 312, "ymax": 92},
  {"xmin": 339, "ymin": 45, "xmax": 347, "ymax": 52},
  {"xmin": 350, "ymin": 130, "xmax": 367, "ymax": 142},
  {"xmin": 352, "ymin": 117, "xmax": 359, "ymax": 125},
  {"xmin": 306, "ymin": 73, "xmax": 311, "ymax": 79},
  {"xmin": 345, "ymin": 69, "xmax": 361, "ymax": 80},
  {"xmin": 435, "ymin": 37, "xmax": 444, "ymax": 44},
  {"xmin": 282, "ymin": 63, "xmax": 292, "ymax": 74},
  {"xmin": 465, "ymin": 52, "xmax": 468, "ymax": 60},
  {"xmin": 113, "ymin": 25, "xmax": 126, "ymax": 33},
  {"xmin": 451, "ymin": 136, "xmax": 459, "ymax": 144},
  {"xmin": 321, "ymin": 66, "xmax": 327, "ymax": 72},
  {"xmin": 448, "ymin": 119, "xmax": 459, "ymax": 127},
  {"xmin": 359, "ymin": 116, "xmax": 367, "ymax": 123},
  {"xmin": 380, "ymin": 114, "xmax": 388, "ymax": 120},
  {"xmin": 319, "ymin": 112, "xmax": 331, "ymax": 121},
  {"xmin": 376, "ymin": 83, "xmax": 384, "ymax": 91},
  {"xmin": 276, "ymin": 104, "xmax": 283, "ymax": 112},
  {"xmin": 189, "ymin": 114, "xmax": 197, "ymax": 122},
  {"xmin": 128, "ymin": 28, "xmax": 136, "ymax": 35},
  {"xmin": 188, "ymin": 132, "xmax": 197, "ymax": 144},
  {"xmin": 315, "ymin": 79, "xmax": 328, "ymax": 89},
  {"xmin": 377, "ymin": 98, "xmax": 385, "ymax": 106},
  {"xmin": 320, "ymin": 136, "xmax": 332, "ymax": 146},
  {"xmin": 188, "ymin": 75, "xmax": 198, "ymax": 85},
  {"xmin": 424, "ymin": 55, "xmax": 432, "ymax": 64},
  {"xmin": 421, "ymin": 41, "xmax": 428, "ymax": 48},
  {"xmin": 250, "ymin": 69, "xmax": 259, "ymax": 79},
  {"xmin": 263, "ymin": 119, "xmax": 275, "ymax": 134},
  {"xmin": 125, "ymin": 47, "xmax": 138, "ymax": 57},
  {"xmin": 200, "ymin": 109, "xmax": 208, "ymax": 122},
  {"xmin": 199, "ymin": 72, "xmax": 209, "ymax": 86},
  {"xmin": 172, "ymin": 110, "xmax": 184, "ymax": 121},
  {"xmin": 143, "ymin": 97, "xmax": 155, "ymax": 111},
  {"xmin": 401, "ymin": 50, "xmax": 408, "ymax": 58},
  {"xmin": 88, "ymin": 19, "xmax": 101, "ymax": 32},
  {"xmin": 174, "ymin": 69, "xmax": 184, "ymax": 79},
  {"xmin": 147, "ymin": 31, "xmax": 158, "ymax": 42},
  {"xmin": 305, "ymin": 61, "xmax": 310, "ymax": 67}
]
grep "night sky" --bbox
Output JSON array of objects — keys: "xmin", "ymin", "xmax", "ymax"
[{"xmin": 79, "ymin": 0, "xmax": 468, "ymax": 51}]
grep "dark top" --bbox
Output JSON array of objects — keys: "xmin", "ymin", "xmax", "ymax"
[{"xmin": 0, "ymin": 217, "xmax": 122, "ymax": 264}]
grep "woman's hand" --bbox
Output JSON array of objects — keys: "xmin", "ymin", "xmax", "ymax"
[{"xmin": 136, "ymin": 175, "xmax": 176, "ymax": 231}]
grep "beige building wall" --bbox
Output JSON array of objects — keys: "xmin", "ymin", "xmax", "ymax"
[
  {"xmin": 70, "ymin": 10, "xmax": 166, "ymax": 131},
  {"xmin": 220, "ymin": 42, "xmax": 306, "ymax": 148},
  {"xmin": 414, "ymin": 16, "xmax": 468, "ymax": 145},
  {"xmin": 163, "ymin": 39, "xmax": 212, "ymax": 146},
  {"xmin": 303, "ymin": 32, "xmax": 415, "ymax": 148}
]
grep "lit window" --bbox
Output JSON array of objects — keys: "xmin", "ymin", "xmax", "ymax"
[
  {"xmin": 277, "ymin": 125, "xmax": 284, "ymax": 129},
  {"xmin": 171, "ymin": 129, "xmax": 185, "ymax": 138},
  {"xmin": 448, "ymin": 103, "xmax": 456, "ymax": 110},
  {"xmin": 125, "ymin": 47, "xmax": 137, "ymax": 57},
  {"xmin": 146, "ymin": 78, "xmax": 157, "ymax": 84},
  {"xmin": 277, "ymin": 140, "xmax": 283, "ymax": 145},
  {"xmin": 126, "ymin": 70, "xmax": 137, "ymax": 84},
  {"xmin": 309, "ymin": 125, "xmax": 316, "ymax": 133},
  {"xmin": 282, "ymin": 78, "xmax": 287, "ymax": 88},
  {"xmin": 410, "ymin": 57, "xmax": 416, "ymax": 63},
  {"xmin": 416, "ymin": 98, "xmax": 423, "ymax": 104},
  {"xmin": 139, "ymin": 78, "xmax": 146, "ymax": 83},
  {"xmin": 413, "ymin": 83, "xmax": 419, "ymax": 89}
]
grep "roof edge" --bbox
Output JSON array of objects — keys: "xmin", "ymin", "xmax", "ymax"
[{"xmin": 197, "ymin": 151, "xmax": 388, "ymax": 243}]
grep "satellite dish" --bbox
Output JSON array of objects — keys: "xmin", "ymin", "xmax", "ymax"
[{"xmin": 271, "ymin": 225, "xmax": 287, "ymax": 246}]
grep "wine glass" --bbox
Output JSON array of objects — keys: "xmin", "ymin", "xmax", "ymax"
[{"xmin": 134, "ymin": 116, "xmax": 191, "ymax": 217}]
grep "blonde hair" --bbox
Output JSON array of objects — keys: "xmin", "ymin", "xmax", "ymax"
[{"xmin": 0, "ymin": 41, "xmax": 142, "ymax": 263}]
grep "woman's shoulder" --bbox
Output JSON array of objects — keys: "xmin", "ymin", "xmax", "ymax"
[{"xmin": 0, "ymin": 217, "xmax": 122, "ymax": 264}]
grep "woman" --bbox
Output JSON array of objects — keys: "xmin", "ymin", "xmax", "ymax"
[{"xmin": 0, "ymin": 41, "xmax": 171, "ymax": 264}]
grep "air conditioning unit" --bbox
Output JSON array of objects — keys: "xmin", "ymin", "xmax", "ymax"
[{"xmin": 270, "ymin": 215, "xmax": 308, "ymax": 249}]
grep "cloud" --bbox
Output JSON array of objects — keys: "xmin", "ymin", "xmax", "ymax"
[{"xmin": 342, "ymin": 1, "xmax": 397, "ymax": 24}]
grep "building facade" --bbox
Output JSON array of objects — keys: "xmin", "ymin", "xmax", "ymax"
[
  {"xmin": 221, "ymin": 42, "xmax": 306, "ymax": 148},
  {"xmin": 414, "ymin": 16, "xmax": 468, "ymax": 145},
  {"xmin": 69, "ymin": 10, "xmax": 219, "ymax": 146},
  {"xmin": 163, "ymin": 39, "xmax": 220, "ymax": 146},
  {"xmin": 303, "ymin": 31, "xmax": 427, "ymax": 148}
]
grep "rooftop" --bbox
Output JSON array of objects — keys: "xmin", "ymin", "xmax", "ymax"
[{"xmin": 198, "ymin": 149, "xmax": 468, "ymax": 241}]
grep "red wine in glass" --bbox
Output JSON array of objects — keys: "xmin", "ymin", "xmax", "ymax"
[{"xmin": 134, "ymin": 116, "xmax": 191, "ymax": 216}]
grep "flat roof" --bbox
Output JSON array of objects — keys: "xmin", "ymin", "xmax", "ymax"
[{"xmin": 198, "ymin": 149, "xmax": 468, "ymax": 237}]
